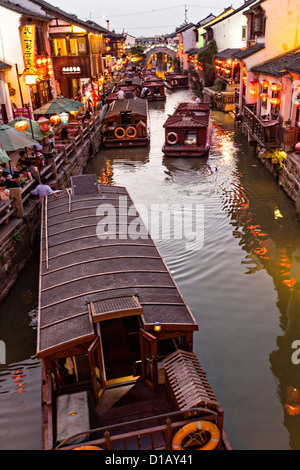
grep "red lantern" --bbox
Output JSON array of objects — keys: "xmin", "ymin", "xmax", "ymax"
[
  {"xmin": 260, "ymin": 80, "xmax": 269, "ymax": 89},
  {"xmin": 270, "ymin": 83, "xmax": 281, "ymax": 92},
  {"xmin": 15, "ymin": 120, "xmax": 29, "ymax": 132},
  {"xmin": 50, "ymin": 114, "xmax": 61, "ymax": 125},
  {"xmin": 260, "ymin": 93, "xmax": 269, "ymax": 101},
  {"xmin": 270, "ymin": 97, "xmax": 281, "ymax": 106},
  {"xmin": 295, "ymin": 142, "xmax": 300, "ymax": 152},
  {"xmin": 249, "ymin": 89, "xmax": 257, "ymax": 96}
]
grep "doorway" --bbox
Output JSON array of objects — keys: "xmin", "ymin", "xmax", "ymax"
[{"xmin": 99, "ymin": 315, "xmax": 141, "ymax": 385}]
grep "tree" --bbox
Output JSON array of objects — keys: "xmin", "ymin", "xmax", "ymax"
[{"xmin": 197, "ymin": 39, "xmax": 218, "ymax": 86}]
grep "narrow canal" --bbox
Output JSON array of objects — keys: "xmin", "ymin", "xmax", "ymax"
[{"xmin": 1, "ymin": 87, "xmax": 300, "ymax": 450}]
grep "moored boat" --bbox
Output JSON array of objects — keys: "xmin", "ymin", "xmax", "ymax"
[
  {"xmin": 101, "ymin": 98, "xmax": 149, "ymax": 147},
  {"xmin": 162, "ymin": 102, "xmax": 212, "ymax": 157},
  {"xmin": 37, "ymin": 175, "xmax": 232, "ymax": 451},
  {"xmin": 142, "ymin": 76, "xmax": 166, "ymax": 101},
  {"xmin": 164, "ymin": 72, "xmax": 189, "ymax": 90}
]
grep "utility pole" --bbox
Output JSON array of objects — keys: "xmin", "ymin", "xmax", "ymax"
[{"xmin": 184, "ymin": 4, "xmax": 188, "ymax": 25}]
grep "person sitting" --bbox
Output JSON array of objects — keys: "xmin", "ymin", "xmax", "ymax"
[
  {"xmin": 0, "ymin": 181, "xmax": 11, "ymax": 223},
  {"xmin": 0, "ymin": 181, "xmax": 10, "ymax": 202},
  {"xmin": 17, "ymin": 150, "xmax": 29, "ymax": 169},
  {"xmin": 4, "ymin": 171, "xmax": 20, "ymax": 189},
  {"xmin": 30, "ymin": 177, "xmax": 54, "ymax": 204},
  {"xmin": 117, "ymin": 89, "xmax": 125, "ymax": 100},
  {"xmin": 0, "ymin": 162, "xmax": 14, "ymax": 176},
  {"xmin": 19, "ymin": 167, "xmax": 33, "ymax": 186},
  {"xmin": 196, "ymin": 95, "xmax": 201, "ymax": 104}
]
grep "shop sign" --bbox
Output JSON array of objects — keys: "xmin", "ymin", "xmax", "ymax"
[
  {"xmin": 62, "ymin": 66, "xmax": 81, "ymax": 74},
  {"xmin": 20, "ymin": 25, "xmax": 36, "ymax": 74}
]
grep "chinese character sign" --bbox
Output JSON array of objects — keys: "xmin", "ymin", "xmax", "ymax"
[{"xmin": 20, "ymin": 25, "xmax": 36, "ymax": 74}]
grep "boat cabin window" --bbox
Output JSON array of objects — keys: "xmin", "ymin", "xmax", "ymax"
[
  {"xmin": 120, "ymin": 111, "xmax": 132, "ymax": 125},
  {"xmin": 184, "ymin": 131, "xmax": 197, "ymax": 145},
  {"xmin": 54, "ymin": 354, "xmax": 91, "ymax": 387},
  {"xmin": 154, "ymin": 86, "xmax": 160, "ymax": 94}
]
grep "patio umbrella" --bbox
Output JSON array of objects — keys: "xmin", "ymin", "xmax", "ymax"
[
  {"xmin": 0, "ymin": 147, "xmax": 13, "ymax": 172},
  {"xmin": 0, "ymin": 124, "xmax": 40, "ymax": 151},
  {"xmin": 33, "ymin": 98, "xmax": 82, "ymax": 115},
  {"xmin": 57, "ymin": 96, "xmax": 83, "ymax": 108},
  {"xmin": 7, "ymin": 116, "xmax": 53, "ymax": 141}
]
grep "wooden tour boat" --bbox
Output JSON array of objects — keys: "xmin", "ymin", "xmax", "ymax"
[
  {"xmin": 164, "ymin": 73, "xmax": 189, "ymax": 90},
  {"xmin": 162, "ymin": 102, "xmax": 212, "ymax": 157},
  {"xmin": 101, "ymin": 98, "xmax": 149, "ymax": 147},
  {"xmin": 37, "ymin": 174, "xmax": 232, "ymax": 451},
  {"xmin": 142, "ymin": 76, "xmax": 166, "ymax": 101}
]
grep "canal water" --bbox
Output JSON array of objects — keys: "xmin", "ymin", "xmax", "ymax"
[{"xmin": 1, "ymin": 87, "xmax": 300, "ymax": 450}]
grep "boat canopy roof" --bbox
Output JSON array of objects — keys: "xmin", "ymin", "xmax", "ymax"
[
  {"xmin": 37, "ymin": 175, "xmax": 197, "ymax": 358},
  {"xmin": 105, "ymin": 98, "xmax": 148, "ymax": 119},
  {"xmin": 163, "ymin": 102, "xmax": 211, "ymax": 129}
]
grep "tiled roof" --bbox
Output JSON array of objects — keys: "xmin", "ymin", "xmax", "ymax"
[
  {"xmin": 215, "ymin": 48, "xmax": 241, "ymax": 60},
  {"xmin": 234, "ymin": 42, "xmax": 265, "ymax": 59},
  {"xmin": 251, "ymin": 48, "xmax": 300, "ymax": 76},
  {"xmin": 0, "ymin": 59, "xmax": 12, "ymax": 71},
  {"xmin": 29, "ymin": 0, "xmax": 122, "ymax": 37},
  {"xmin": 0, "ymin": 0, "xmax": 51, "ymax": 20}
]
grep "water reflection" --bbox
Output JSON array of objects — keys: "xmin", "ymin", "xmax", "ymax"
[{"xmin": 86, "ymin": 101, "xmax": 300, "ymax": 449}]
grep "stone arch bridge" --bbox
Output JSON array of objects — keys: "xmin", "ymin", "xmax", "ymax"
[{"xmin": 143, "ymin": 44, "xmax": 177, "ymax": 65}]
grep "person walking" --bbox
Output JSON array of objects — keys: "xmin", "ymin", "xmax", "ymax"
[{"xmin": 31, "ymin": 178, "xmax": 54, "ymax": 204}]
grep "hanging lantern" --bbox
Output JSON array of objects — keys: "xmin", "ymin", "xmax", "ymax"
[
  {"xmin": 59, "ymin": 112, "xmax": 69, "ymax": 125},
  {"xmin": 37, "ymin": 117, "xmax": 50, "ymax": 133},
  {"xmin": 295, "ymin": 142, "xmax": 300, "ymax": 152},
  {"xmin": 249, "ymin": 89, "xmax": 257, "ymax": 96},
  {"xmin": 260, "ymin": 80, "xmax": 269, "ymax": 88},
  {"xmin": 270, "ymin": 97, "xmax": 281, "ymax": 106},
  {"xmin": 270, "ymin": 83, "xmax": 282, "ymax": 92},
  {"xmin": 296, "ymin": 100, "xmax": 300, "ymax": 107},
  {"xmin": 15, "ymin": 120, "xmax": 29, "ymax": 132},
  {"xmin": 250, "ymin": 78, "xmax": 259, "ymax": 84},
  {"xmin": 50, "ymin": 114, "xmax": 61, "ymax": 125},
  {"xmin": 260, "ymin": 93, "xmax": 269, "ymax": 101}
]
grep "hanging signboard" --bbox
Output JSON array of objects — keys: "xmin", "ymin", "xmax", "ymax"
[
  {"xmin": 20, "ymin": 25, "xmax": 36, "ymax": 74},
  {"xmin": 62, "ymin": 66, "xmax": 81, "ymax": 74}
]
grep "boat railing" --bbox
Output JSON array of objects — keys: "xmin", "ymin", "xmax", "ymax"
[{"xmin": 54, "ymin": 407, "xmax": 223, "ymax": 451}]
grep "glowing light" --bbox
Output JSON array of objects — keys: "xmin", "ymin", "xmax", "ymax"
[
  {"xmin": 270, "ymin": 83, "xmax": 281, "ymax": 92},
  {"xmin": 260, "ymin": 93, "xmax": 269, "ymax": 101},
  {"xmin": 274, "ymin": 209, "xmax": 283, "ymax": 219},
  {"xmin": 260, "ymin": 80, "xmax": 269, "ymax": 88},
  {"xmin": 14, "ymin": 120, "xmax": 29, "ymax": 132},
  {"xmin": 270, "ymin": 97, "xmax": 281, "ymax": 106}
]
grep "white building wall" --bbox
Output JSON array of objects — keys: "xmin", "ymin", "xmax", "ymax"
[
  {"xmin": 182, "ymin": 27, "xmax": 196, "ymax": 71},
  {"xmin": 211, "ymin": 9, "xmax": 248, "ymax": 51},
  {"xmin": 244, "ymin": 0, "xmax": 300, "ymax": 70},
  {"xmin": 0, "ymin": 7, "xmax": 29, "ymax": 109}
]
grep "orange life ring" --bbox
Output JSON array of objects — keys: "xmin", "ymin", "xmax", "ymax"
[
  {"xmin": 73, "ymin": 445, "xmax": 102, "ymax": 450},
  {"xmin": 167, "ymin": 131, "xmax": 178, "ymax": 145},
  {"xmin": 172, "ymin": 420, "xmax": 221, "ymax": 451},
  {"xmin": 114, "ymin": 127, "xmax": 126, "ymax": 139},
  {"xmin": 126, "ymin": 126, "xmax": 137, "ymax": 138}
]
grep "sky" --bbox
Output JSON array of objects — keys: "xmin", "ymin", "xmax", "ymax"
[{"xmin": 46, "ymin": 0, "xmax": 246, "ymax": 37}]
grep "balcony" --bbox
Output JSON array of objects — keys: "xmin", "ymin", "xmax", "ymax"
[{"xmin": 243, "ymin": 105, "xmax": 279, "ymax": 148}]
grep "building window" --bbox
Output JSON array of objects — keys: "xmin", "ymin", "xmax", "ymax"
[
  {"xmin": 53, "ymin": 38, "xmax": 67, "ymax": 56},
  {"xmin": 69, "ymin": 38, "xmax": 78, "ymax": 55},
  {"xmin": 242, "ymin": 26, "xmax": 247, "ymax": 41},
  {"xmin": 77, "ymin": 37, "xmax": 87, "ymax": 54}
]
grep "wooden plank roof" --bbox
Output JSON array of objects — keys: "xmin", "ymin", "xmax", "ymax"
[
  {"xmin": 105, "ymin": 98, "xmax": 148, "ymax": 119},
  {"xmin": 37, "ymin": 177, "xmax": 197, "ymax": 358},
  {"xmin": 163, "ymin": 102, "xmax": 211, "ymax": 129}
]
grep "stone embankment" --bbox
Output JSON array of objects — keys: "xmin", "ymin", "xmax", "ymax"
[{"xmin": 0, "ymin": 109, "xmax": 105, "ymax": 305}]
